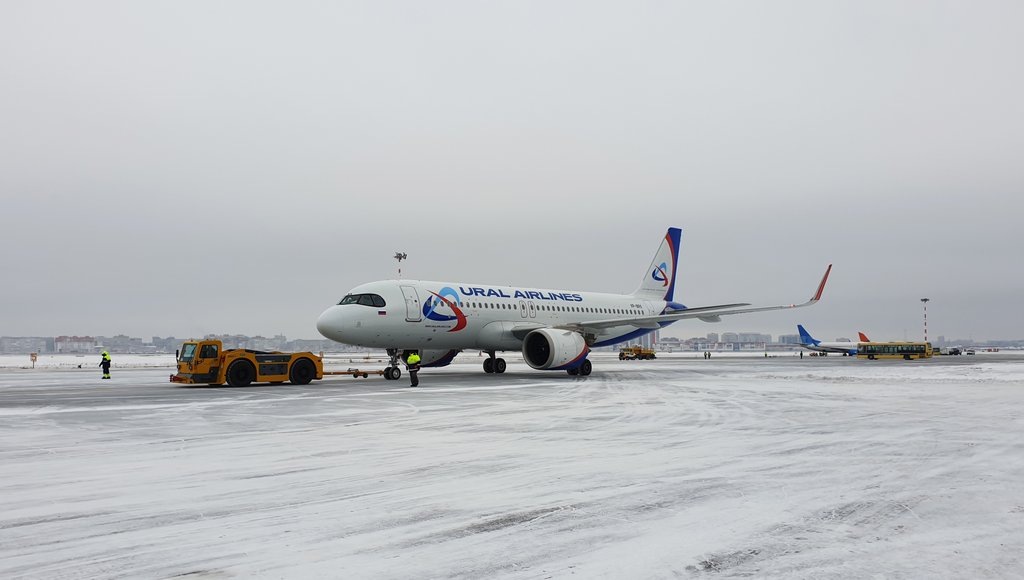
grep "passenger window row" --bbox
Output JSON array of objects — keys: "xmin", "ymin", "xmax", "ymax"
[
  {"xmin": 338, "ymin": 292, "xmax": 647, "ymax": 316},
  {"xmin": 458, "ymin": 302, "xmax": 643, "ymax": 316}
]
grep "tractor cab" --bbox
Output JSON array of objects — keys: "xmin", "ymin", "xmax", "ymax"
[{"xmin": 174, "ymin": 340, "xmax": 223, "ymax": 383}]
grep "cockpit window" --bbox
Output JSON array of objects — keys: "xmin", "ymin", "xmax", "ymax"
[{"xmin": 338, "ymin": 293, "xmax": 386, "ymax": 307}]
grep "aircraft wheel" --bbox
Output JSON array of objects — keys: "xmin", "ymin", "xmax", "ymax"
[
  {"xmin": 384, "ymin": 367, "xmax": 394, "ymax": 380},
  {"xmin": 226, "ymin": 360, "xmax": 256, "ymax": 387},
  {"xmin": 495, "ymin": 358, "xmax": 506, "ymax": 374},
  {"xmin": 566, "ymin": 368, "xmax": 580, "ymax": 376},
  {"xmin": 390, "ymin": 367, "xmax": 401, "ymax": 381},
  {"xmin": 289, "ymin": 358, "xmax": 316, "ymax": 385},
  {"xmin": 483, "ymin": 358, "xmax": 494, "ymax": 373},
  {"xmin": 579, "ymin": 359, "xmax": 592, "ymax": 376}
]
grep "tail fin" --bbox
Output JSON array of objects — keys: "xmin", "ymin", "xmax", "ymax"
[
  {"xmin": 797, "ymin": 324, "xmax": 818, "ymax": 345},
  {"xmin": 633, "ymin": 227, "xmax": 682, "ymax": 302},
  {"xmin": 858, "ymin": 332, "xmax": 870, "ymax": 342}
]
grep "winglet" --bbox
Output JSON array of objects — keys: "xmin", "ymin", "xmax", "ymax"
[
  {"xmin": 811, "ymin": 264, "xmax": 832, "ymax": 302},
  {"xmin": 858, "ymin": 332, "xmax": 870, "ymax": 342}
]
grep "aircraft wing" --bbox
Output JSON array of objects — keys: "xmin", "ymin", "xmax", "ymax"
[
  {"xmin": 556, "ymin": 303, "xmax": 750, "ymax": 331},
  {"xmin": 558, "ymin": 264, "xmax": 832, "ymax": 333}
]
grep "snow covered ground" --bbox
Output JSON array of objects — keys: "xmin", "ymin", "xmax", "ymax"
[{"xmin": 1, "ymin": 353, "xmax": 1022, "ymax": 579}]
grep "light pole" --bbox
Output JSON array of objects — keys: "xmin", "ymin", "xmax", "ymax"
[
  {"xmin": 920, "ymin": 298, "xmax": 930, "ymax": 342},
  {"xmin": 394, "ymin": 251, "xmax": 407, "ymax": 279}
]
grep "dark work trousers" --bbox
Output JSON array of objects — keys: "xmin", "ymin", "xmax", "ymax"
[{"xmin": 409, "ymin": 365, "xmax": 420, "ymax": 387}]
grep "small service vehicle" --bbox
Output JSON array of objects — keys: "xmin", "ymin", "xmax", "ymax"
[
  {"xmin": 170, "ymin": 340, "xmax": 324, "ymax": 386},
  {"xmin": 619, "ymin": 346, "xmax": 657, "ymax": 360}
]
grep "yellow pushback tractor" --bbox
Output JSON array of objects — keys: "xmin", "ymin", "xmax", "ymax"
[{"xmin": 170, "ymin": 339, "xmax": 324, "ymax": 386}]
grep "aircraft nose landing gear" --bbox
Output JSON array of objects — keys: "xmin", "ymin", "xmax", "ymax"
[{"xmin": 383, "ymin": 348, "xmax": 402, "ymax": 380}]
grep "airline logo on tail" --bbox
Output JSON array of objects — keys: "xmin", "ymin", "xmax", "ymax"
[
  {"xmin": 423, "ymin": 287, "xmax": 467, "ymax": 332},
  {"xmin": 652, "ymin": 261, "xmax": 670, "ymax": 286},
  {"xmin": 634, "ymin": 227, "xmax": 681, "ymax": 302}
]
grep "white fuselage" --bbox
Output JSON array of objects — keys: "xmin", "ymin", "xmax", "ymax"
[
  {"xmin": 801, "ymin": 341, "xmax": 859, "ymax": 355},
  {"xmin": 316, "ymin": 279, "xmax": 670, "ymax": 351}
]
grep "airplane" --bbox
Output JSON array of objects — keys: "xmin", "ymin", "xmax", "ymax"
[
  {"xmin": 317, "ymin": 227, "xmax": 832, "ymax": 379},
  {"xmin": 796, "ymin": 324, "xmax": 870, "ymax": 356}
]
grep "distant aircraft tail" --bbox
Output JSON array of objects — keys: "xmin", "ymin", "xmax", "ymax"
[
  {"xmin": 858, "ymin": 332, "xmax": 870, "ymax": 342},
  {"xmin": 797, "ymin": 324, "xmax": 818, "ymax": 345},
  {"xmin": 633, "ymin": 227, "xmax": 682, "ymax": 302}
]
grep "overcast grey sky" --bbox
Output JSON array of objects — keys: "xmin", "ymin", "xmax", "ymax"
[{"xmin": 2, "ymin": 1, "xmax": 1021, "ymax": 342}]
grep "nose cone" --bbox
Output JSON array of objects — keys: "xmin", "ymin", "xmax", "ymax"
[{"xmin": 316, "ymin": 306, "xmax": 346, "ymax": 342}]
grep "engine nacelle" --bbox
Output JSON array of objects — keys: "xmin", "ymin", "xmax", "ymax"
[{"xmin": 522, "ymin": 329, "xmax": 589, "ymax": 370}]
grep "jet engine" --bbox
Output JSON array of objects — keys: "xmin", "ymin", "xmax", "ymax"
[{"xmin": 522, "ymin": 329, "xmax": 589, "ymax": 370}]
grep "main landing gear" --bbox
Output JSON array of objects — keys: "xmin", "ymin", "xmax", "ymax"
[
  {"xmin": 383, "ymin": 348, "xmax": 402, "ymax": 381},
  {"xmin": 483, "ymin": 351, "xmax": 507, "ymax": 374},
  {"xmin": 566, "ymin": 359, "xmax": 592, "ymax": 376}
]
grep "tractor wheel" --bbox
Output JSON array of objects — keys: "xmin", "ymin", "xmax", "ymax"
[
  {"xmin": 226, "ymin": 360, "xmax": 256, "ymax": 387},
  {"xmin": 289, "ymin": 358, "xmax": 316, "ymax": 385}
]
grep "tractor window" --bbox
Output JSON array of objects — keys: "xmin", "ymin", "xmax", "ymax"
[
  {"xmin": 179, "ymin": 343, "xmax": 197, "ymax": 362},
  {"xmin": 199, "ymin": 344, "xmax": 219, "ymax": 359}
]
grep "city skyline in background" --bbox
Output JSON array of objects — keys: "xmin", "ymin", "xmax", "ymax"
[{"xmin": 2, "ymin": 328, "xmax": 1016, "ymax": 356}]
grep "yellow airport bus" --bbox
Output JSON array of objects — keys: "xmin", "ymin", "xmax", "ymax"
[{"xmin": 857, "ymin": 342, "xmax": 933, "ymax": 360}]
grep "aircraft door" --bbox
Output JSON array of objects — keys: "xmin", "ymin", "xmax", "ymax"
[
  {"xmin": 519, "ymin": 300, "xmax": 527, "ymax": 318},
  {"xmin": 400, "ymin": 286, "xmax": 422, "ymax": 322}
]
